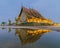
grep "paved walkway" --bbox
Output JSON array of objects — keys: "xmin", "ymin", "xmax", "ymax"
[{"xmin": 0, "ymin": 26, "xmax": 60, "ymax": 31}]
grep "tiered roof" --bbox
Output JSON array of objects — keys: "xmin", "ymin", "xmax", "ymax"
[{"xmin": 18, "ymin": 7, "xmax": 45, "ymax": 19}]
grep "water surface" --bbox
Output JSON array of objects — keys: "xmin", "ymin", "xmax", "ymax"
[{"xmin": 0, "ymin": 28, "xmax": 60, "ymax": 48}]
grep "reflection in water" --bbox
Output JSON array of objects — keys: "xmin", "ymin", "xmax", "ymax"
[
  {"xmin": 15, "ymin": 28, "xmax": 51, "ymax": 45},
  {"xmin": 1, "ymin": 28, "xmax": 60, "ymax": 48},
  {"xmin": 8, "ymin": 28, "xmax": 11, "ymax": 32}
]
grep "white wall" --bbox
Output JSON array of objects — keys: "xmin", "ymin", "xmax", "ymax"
[{"xmin": 20, "ymin": 12, "xmax": 27, "ymax": 22}]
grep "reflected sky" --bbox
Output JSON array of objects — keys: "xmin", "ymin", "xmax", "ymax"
[{"xmin": 0, "ymin": 28, "xmax": 60, "ymax": 48}]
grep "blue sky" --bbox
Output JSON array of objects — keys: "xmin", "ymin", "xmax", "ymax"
[{"xmin": 0, "ymin": 0, "xmax": 60, "ymax": 23}]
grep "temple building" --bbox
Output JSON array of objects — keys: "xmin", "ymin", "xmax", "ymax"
[{"xmin": 16, "ymin": 7, "xmax": 53, "ymax": 25}]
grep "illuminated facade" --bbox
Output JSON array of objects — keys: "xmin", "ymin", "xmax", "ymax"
[{"xmin": 16, "ymin": 7, "xmax": 53, "ymax": 25}]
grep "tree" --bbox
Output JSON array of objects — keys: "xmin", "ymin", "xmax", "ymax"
[
  {"xmin": 1, "ymin": 22, "xmax": 6, "ymax": 26},
  {"xmin": 8, "ymin": 20, "xmax": 12, "ymax": 25}
]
